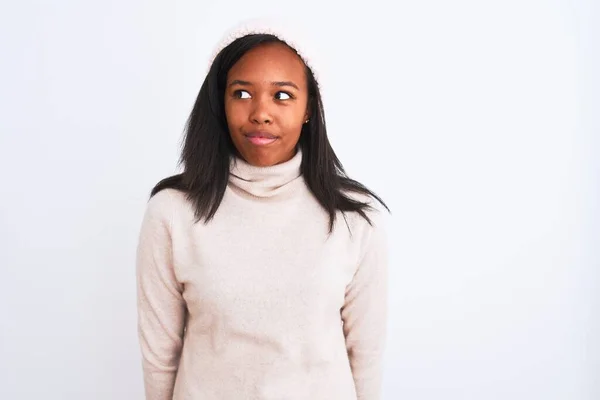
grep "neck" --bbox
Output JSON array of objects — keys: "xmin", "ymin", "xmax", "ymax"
[{"xmin": 228, "ymin": 149, "xmax": 303, "ymax": 198}]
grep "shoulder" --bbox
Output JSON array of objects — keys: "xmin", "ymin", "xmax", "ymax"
[
  {"xmin": 143, "ymin": 188, "xmax": 191, "ymax": 224},
  {"xmin": 342, "ymin": 189, "xmax": 388, "ymax": 227},
  {"xmin": 145, "ymin": 188, "xmax": 175, "ymax": 212},
  {"xmin": 339, "ymin": 190, "xmax": 389, "ymax": 249}
]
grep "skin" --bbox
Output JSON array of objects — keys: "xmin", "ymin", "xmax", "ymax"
[{"xmin": 224, "ymin": 42, "xmax": 310, "ymax": 167}]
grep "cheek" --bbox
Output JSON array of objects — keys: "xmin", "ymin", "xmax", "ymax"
[
  {"xmin": 224, "ymin": 101, "xmax": 245, "ymax": 128},
  {"xmin": 282, "ymin": 106, "xmax": 307, "ymax": 135},
  {"xmin": 282, "ymin": 115, "xmax": 304, "ymax": 134}
]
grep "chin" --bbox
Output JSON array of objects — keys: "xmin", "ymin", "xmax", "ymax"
[{"xmin": 238, "ymin": 148, "xmax": 279, "ymax": 167}]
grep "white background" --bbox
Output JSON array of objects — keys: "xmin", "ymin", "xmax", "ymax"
[{"xmin": 1, "ymin": 0, "xmax": 597, "ymax": 399}]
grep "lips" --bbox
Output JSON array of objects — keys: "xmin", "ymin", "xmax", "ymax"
[
  {"xmin": 244, "ymin": 131, "xmax": 279, "ymax": 146},
  {"xmin": 245, "ymin": 131, "xmax": 278, "ymax": 139}
]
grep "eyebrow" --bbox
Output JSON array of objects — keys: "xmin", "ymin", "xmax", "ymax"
[{"xmin": 228, "ymin": 80, "xmax": 300, "ymax": 90}]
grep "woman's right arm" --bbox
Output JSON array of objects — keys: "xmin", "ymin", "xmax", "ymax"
[{"xmin": 136, "ymin": 190, "xmax": 186, "ymax": 400}]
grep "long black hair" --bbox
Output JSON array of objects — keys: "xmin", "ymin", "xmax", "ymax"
[{"xmin": 151, "ymin": 33, "xmax": 389, "ymax": 232}]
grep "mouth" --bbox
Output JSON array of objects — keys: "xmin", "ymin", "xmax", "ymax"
[{"xmin": 244, "ymin": 131, "xmax": 279, "ymax": 146}]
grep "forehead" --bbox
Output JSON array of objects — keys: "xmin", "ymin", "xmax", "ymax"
[{"xmin": 227, "ymin": 42, "xmax": 307, "ymax": 86}]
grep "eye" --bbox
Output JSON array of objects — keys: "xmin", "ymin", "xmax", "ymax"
[
  {"xmin": 233, "ymin": 90, "xmax": 251, "ymax": 99},
  {"xmin": 275, "ymin": 91, "xmax": 293, "ymax": 100}
]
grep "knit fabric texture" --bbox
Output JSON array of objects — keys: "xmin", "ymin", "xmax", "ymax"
[{"xmin": 136, "ymin": 150, "xmax": 389, "ymax": 399}]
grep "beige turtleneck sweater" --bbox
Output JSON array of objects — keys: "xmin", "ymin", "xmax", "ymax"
[{"xmin": 136, "ymin": 150, "xmax": 389, "ymax": 400}]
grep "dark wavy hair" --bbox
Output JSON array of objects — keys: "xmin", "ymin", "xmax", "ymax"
[{"xmin": 151, "ymin": 33, "xmax": 389, "ymax": 232}]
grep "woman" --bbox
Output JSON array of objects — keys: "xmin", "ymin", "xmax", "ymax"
[{"xmin": 136, "ymin": 21, "xmax": 390, "ymax": 400}]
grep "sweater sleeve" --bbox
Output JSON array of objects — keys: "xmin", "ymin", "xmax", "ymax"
[
  {"xmin": 341, "ymin": 210, "xmax": 389, "ymax": 400},
  {"xmin": 136, "ymin": 190, "xmax": 186, "ymax": 400}
]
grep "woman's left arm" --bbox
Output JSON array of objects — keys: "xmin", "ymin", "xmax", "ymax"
[{"xmin": 341, "ymin": 210, "xmax": 389, "ymax": 400}]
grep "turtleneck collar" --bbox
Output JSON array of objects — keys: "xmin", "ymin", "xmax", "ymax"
[{"xmin": 228, "ymin": 149, "xmax": 303, "ymax": 198}]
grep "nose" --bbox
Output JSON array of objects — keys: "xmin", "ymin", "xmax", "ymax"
[{"xmin": 249, "ymin": 97, "xmax": 273, "ymax": 125}]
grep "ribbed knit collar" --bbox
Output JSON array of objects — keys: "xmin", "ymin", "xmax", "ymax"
[{"xmin": 228, "ymin": 149, "xmax": 303, "ymax": 198}]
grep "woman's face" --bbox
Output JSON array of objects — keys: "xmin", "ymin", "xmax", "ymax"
[{"xmin": 224, "ymin": 42, "xmax": 309, "ymax": 167}]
